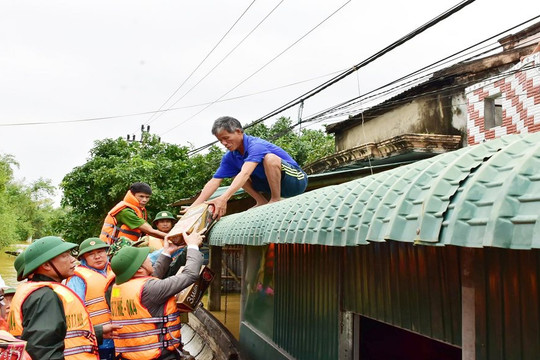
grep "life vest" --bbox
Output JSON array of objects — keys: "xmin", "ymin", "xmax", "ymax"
[
  {"xmin": 8, "ymin": 281, "xmax": 99, "ymax": 360},
  {"xmin": 100, "ymin": 191, "xmax": 148, "ymax": 244},
  {"xmin": 67, "ymin": 265, "xmax": 115, "ymax": 326},
  {"xmin": 110, "ymin": 277, "xmax": 181, "ymax": 360}
]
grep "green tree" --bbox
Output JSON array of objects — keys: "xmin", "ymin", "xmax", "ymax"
[
  {"xmin": 58, "ymin": 119, "xmax": 334, "ymax": 243},
  {"xmin": 0, "ymin": 154, "xmax": 57, "ymax": 247},
  {"xmin": 59, "ymin": 133, "xmax": 224, "ymax": 243}
]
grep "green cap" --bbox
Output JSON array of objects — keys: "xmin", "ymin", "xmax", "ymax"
[
  {"xmin": 110, "ymin": 246, "xmax": 150, "ymax": 285},
  {"xmin": 78, "ymin": 237, "xmax": 109, "ymax": 259},
  {"xmin": 153, "ymin": 211, "xmax": 176, "ymax": 226},
  {"xmin": 23, "ymin": 236, "xmax": 77, "ymax": 278},
  {"xmin": 14, "ymin": 252, "xmax": 26, "ymax": 281}
]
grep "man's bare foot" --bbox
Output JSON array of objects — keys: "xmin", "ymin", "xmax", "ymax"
[
  {"xmin": 251, "ymin": 200, "xmax": 268, "ymax": 209},
  {"xmin": 268, "ymin": 198, "xmax": 281, "ymax": 204}
]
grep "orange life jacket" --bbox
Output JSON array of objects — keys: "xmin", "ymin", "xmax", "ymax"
[
  {"xmin": 110, "ymin": 277, "xmax": 181, "ymax": 360},
  {"xmin": 67, "ymin": 265, "xmax": 115, "ymax": 326},
  {"xmin": 8, "ymin": 281, "xmax": 99, "ymax": 360},
  {"xmin": 100, "ymin": 191, "xmax": 148, "ymax": 244}
]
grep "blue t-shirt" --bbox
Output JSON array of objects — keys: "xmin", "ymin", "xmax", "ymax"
[{"xmin": 213, "ymin": 134, "xmax": 299, "ymax": 181}]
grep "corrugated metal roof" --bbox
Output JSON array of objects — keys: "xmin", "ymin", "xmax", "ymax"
[{"xmin": 208, "ymin": 133, "xmax": 540, "ymax": 249}]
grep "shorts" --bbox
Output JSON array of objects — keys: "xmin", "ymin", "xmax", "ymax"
[{"xmin": 252, "ymin": 159, "xmax": 308, "ymax": 198}]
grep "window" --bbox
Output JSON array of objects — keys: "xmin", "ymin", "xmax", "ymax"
[{"xmin": 484, "ymin": 94, "xmax": 503, "ymax": 129}]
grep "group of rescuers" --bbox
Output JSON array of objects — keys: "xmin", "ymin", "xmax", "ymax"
[{"xmin": 5, "ymin": 116, "xmax": 308, "ymax": 360}]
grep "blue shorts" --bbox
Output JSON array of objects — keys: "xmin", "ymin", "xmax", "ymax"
[{"xmin": 252, "ymin": 159, "xmax": 308, "ymax": 198}]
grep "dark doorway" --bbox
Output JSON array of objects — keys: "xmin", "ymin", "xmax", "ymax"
[{"xmin": 359, "ymin": 316, "xmax": 461, "ymax": 360}]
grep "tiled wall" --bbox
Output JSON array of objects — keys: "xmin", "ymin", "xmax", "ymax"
[{"xmin": 466, "ymin": 52, "xmax": 540, "ymax": 145}]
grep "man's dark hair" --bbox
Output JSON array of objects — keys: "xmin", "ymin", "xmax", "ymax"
[
  {"xmin": 130, "ymin": 182, "xmax": 152, "ymax": 195},
  {"xmin": 211, "ymin": 116, "xmax": 243, "ymax": 136}
]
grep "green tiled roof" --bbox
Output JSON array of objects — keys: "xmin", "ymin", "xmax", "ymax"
[{"xmin": 208, "ymin": 133, "xmax": 540, "ymax": 249}]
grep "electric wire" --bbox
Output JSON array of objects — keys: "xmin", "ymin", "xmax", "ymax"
[
  {"xmin": 188, "ymin": 20, "xmax": 539, "ymax": 155},
  {"xmin": 0, "ymin": 69, "xmax": 345, "ymax": 128},
  {"xmin": 186, "ymin": 0, "xmax": 477, "ymax": 155},
  {"xmin": 161, "ymin": 0, "xmax": 353, "ymax": 137},
  {"xmin": 141, "ymin": 0, "xmax": 257, "ymax": 129},
  {"xmin": 148, "ymin": 0, "xmax": 286, "ymax": 126},
  {"xmin": 301, "ymin": 34, "xmax": 540, "ymax": 124}
]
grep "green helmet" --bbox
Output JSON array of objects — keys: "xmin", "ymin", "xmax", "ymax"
[
  {"xmin": 153, "ymin": 210, "xmax": 176, "ymax": 226},
  {"xmin": 23, "ymin": 236, "xmax": 77, "ymax": 278},
  {"xmin": 111, "ymin": 246, "xmax": 150, "ymax": 285},
  {"xmin": 14, "ymin": 251, "xmax": 26, "ymax": 281},
  {"xmin": 4, "ymin": 287, "xmax": 16, "ymax": 295},
  {"xmin": 78, "ymin": 237, "xmax": 109, "ymax": 259}
]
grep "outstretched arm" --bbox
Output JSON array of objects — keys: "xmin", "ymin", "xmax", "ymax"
[
  {"xmin": 138, "ymin": 222, "xmax": 168, "ymax": 239},
  {"xmin": 207, "ymin": 161, "xmax": 258, "ymax": 219},
  {"xmin": 191, "ymin": 178, "xmax": 223, "ymax": 207}
]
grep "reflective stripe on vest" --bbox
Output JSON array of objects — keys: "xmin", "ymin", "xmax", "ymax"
[
  {"xmin": 67, "ymin": 265, "xmax": 115, "ymax": 326},
  {"xmin": 110, "ymin": 277, "xmax": 181, "ymax": 360},
  {"xmin": 8, "ymin": 281, "xmax": 99, "ymax": 360},
  {"xmin": 100, "ymin": 191, "xmax": 147, "ymax": 245}
]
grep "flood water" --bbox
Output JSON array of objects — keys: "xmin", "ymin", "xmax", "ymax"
[{"xmin": 0, "ymin": 243, "xmax": 28, "ymax": 287}]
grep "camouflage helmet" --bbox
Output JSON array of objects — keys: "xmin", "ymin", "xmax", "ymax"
[{"xmin": 107, "ymin": 237, "xmax": 135, "ymax": 258}]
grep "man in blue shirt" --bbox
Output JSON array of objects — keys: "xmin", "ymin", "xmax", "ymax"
[{"xmin": 191, "ymin": 116, "xmax": 307, "ymax": 219}]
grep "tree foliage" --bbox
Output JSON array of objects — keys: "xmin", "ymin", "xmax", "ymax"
[
  {"xmin": 58, "ymin": 134, "xmax": 224, "ymax": 243},
  {"xmin": 0, "ymin": 154, "xmax": 57, "ymax": 248},
  {"xmin": 58, "ymin": 118, "xmax": 334, "ymax": 243}
]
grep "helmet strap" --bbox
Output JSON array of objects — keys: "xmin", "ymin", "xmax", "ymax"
[{"xmin": 48, "ymin": 261, "xmax": 64, "ymax": 281}]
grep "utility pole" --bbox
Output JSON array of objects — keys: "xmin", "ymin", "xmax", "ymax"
[{"xmin": 126, "ymin": 125, "xmax": 160, "ymax": 143}]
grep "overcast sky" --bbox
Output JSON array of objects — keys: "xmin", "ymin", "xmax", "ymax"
[{"xmin": 0, "ymin": 0, "xmax": 538, "ymax": 205}]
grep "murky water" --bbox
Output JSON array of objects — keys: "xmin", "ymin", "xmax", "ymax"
[{"xmin": 0, "ymin": 243, "xmax": 28, "ymax": 287}]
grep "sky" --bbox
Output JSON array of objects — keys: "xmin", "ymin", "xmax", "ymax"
[{"xmin": 0, "ymin": 0, "xmax": 538, "ymax": 205}]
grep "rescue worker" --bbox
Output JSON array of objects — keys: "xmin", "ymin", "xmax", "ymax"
[
  {"xmin": 0, "ymin": 276, "xmax": 7, "ymax": 329},
  {"xmin": 2, "ymin": 287, "xmax": 16, "ymax": 320},
  {"xmin": 110, "ymin": 229, "xmax": 205, "ymax": 360},
  {"xmin": 13, "ymin": 251, "xmax": 28, "ymax": 282},
  {"xmin": 144, "ymin": 210, "xmax": 177, "ymax": 251},
  {"xmin": 100, "ymin": 182, "xmax": 169, "ymax": 245},
  {"xmin": 66, "ymin": 238, "xmax": 116, "ymax": 360},
  {"xmin": 8, "ymin": 236, "xmax": 119, "ymax": 360}
]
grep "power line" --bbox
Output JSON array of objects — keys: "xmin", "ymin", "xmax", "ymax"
[
  {"xmin": 303, "ymin": 62, "xmax": 540, "ymax": 126},
  {"xmin": 141, "ymin": 0, "xmax": 257, "ymax": 129},
  {"xmin": 300, "ymin": 26, "xmax": 540, "ymax": 125},
  {"xmin": 187, "ymin": 0, "xmax": 477, "ymax": 155},
  {"xmin": 148, "ymin": 0, "xmax": 286, "ymax": 126},
  {"xmin": 0, "ymin": 69, "xmax": 345, "ymax": 128},
  {"xmin": 162, "ymin": 0, "xmax": 353, "ymax": 137}
]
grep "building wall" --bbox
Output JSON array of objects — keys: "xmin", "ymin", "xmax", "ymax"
[
  {"xmin": 343, "ymin": 241, "xmax": 462, "ymax": 346},
  {"xmin": 335, "ymin": 94, "xmax": 466, "ymax": 152},
  {"xmin": 466, "ymin": 52, "xmax": 540, "ymax": 145},
  {"xmin": 238, "ymin": 242, "xmax": 540, "ymax": 360}
]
